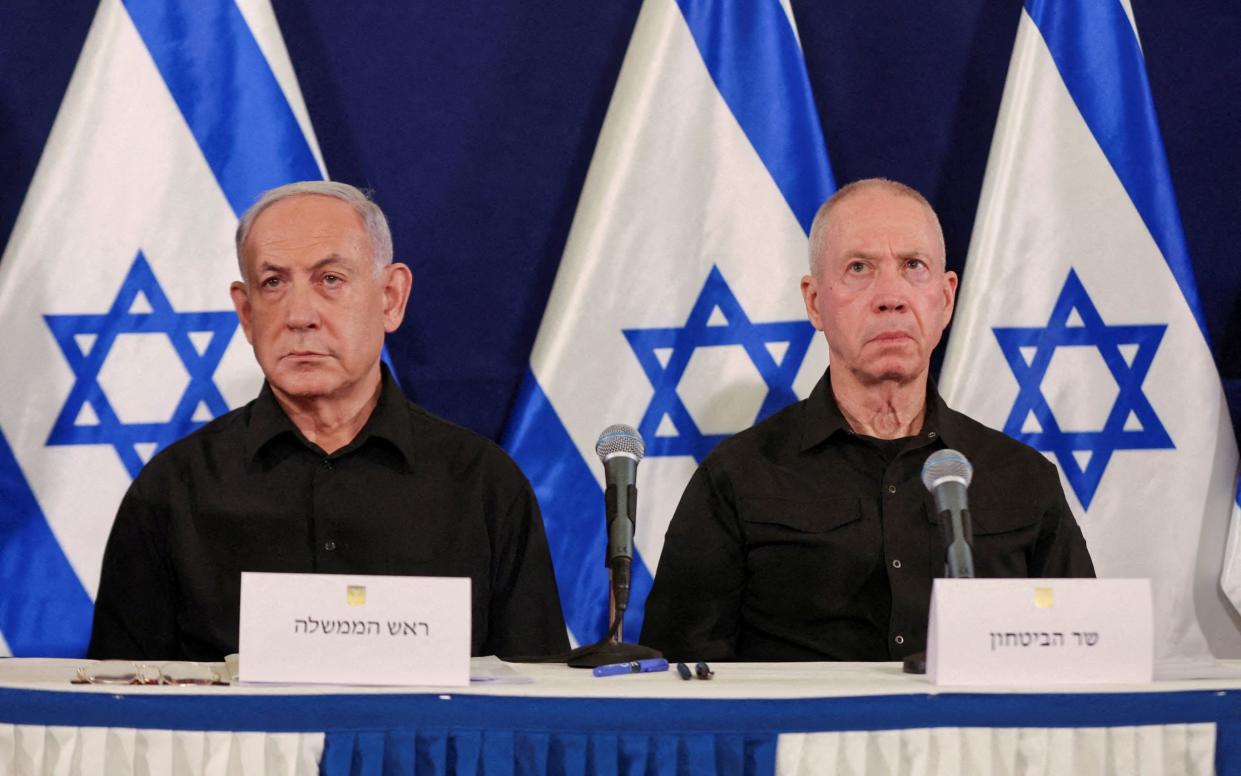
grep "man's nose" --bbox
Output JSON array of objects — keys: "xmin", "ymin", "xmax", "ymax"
[
  {"xmin": 284, "ymin": 281, "xmax": 320, "ymax": 329},
  {"xmin": 872, "ymin": 264, "xmax": 908, "ymax": 313}
]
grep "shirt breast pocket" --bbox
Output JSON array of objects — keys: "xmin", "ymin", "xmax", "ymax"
[
  {"xmin": 963, "ymin": 505, "xmax": 1043, "ymax": 577},
  {"xmin": 739, "ymin": 497, "xmax": 862, "ymax": 540},
  {"xmin": 738, "ymin": 498, "xmax": 880, "ymax": 589},
  {"xmin": 739, "ymin": 496, "xmax": 878, "ymax": 556}
]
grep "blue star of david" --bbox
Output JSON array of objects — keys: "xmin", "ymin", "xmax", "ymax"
[
  {"xmin": 44, "ymin": 251, "xmax": 238, "ymax": 478},
  {"xmin": 993, "ymin": 269, "xmax": 1172, "ymax": 509},
  {"xmin": 624, "ymin": 265, "xmax": 815, "ymax": 462}
]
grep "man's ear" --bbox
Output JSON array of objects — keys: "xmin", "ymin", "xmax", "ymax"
[
  {"xmin": 229, "ymin": 281, "xmax": 254, "ymax": 344},
  {"xmin": 942, "ymin": 270, "xmax": 958, "ymax": 323},
  {"xmin": 382, "ymin": 262, "xmax": 413, "ymax": 333},
  {"xmin": 801, "ymin": 274, "xmax": 825, "ymax": 331}
]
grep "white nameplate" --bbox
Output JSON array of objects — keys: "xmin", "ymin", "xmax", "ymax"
[
  {"xmin": 926, "ymin": 578, "xmax": 1152, "ymax": 686},
  {"xmin": 238, "ymin": 572, "xmax": 471, "ymax": 686}
]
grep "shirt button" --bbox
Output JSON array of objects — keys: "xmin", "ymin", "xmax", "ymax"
[
  {"xmin": 891, "ymin": 559, "xmax": 902, "ymax": 569},
  {"xmin": 322, "ymin": 459, "xmax": 333, "ymax": 470},
  {"xmin": 323, "ymin": 541, "xmax": 337, "ymax": 551},
  {"xmin": 895, "ymin": 635, "xmax": 905, "ymax": 645},
  {"xmin": 887, "ymin": 484, "xmax": 897, "ymax": 494},
  {"xmin": 928, "ymin": 431, "xmax": 937, "ymax": 439}
]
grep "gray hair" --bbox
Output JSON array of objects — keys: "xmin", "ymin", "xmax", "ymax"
[
  {"xmin": 807, "ymin": 178, "xmax": 945, "ymax": 276},
  {"xmin": 234, "ymin": 180, "xmax": 394, "ymax": 281}
]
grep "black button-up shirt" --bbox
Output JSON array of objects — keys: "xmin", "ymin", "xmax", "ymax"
[
  {"xmin": 640, "ymin": 370, "xmax": 1094, "ymax": 662},
  {"xmin": 88, "ymin": 368, "xmax": 568, "ymax": 661}
]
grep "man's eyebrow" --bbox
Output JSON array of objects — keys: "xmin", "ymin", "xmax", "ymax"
[
  {"xmin": 256, "ymin": 255, "xmax": 347, "ymax": 275},
  {"xmin": 844, "ymin": 249, "xmax": 880, "ymax": 260},
  {"xmin": 847, "ymin": 248, "xmax": 936, "ymax": 260},
  {"xmin": 310, "ymin": 254, "xmax": 347, "ymax": 271}
]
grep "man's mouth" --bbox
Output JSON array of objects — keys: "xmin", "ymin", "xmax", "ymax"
[{"xmin": 870, "ymin": 331, "xmax": 913, "ymax": 343}]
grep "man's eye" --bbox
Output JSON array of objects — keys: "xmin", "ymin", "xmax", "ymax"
[
  {"xmin": 260, "ymin": 277, "xmax": 281, "ymax": 288},
  {"xmin": 906, "ymin": 258, "xmax": 927, "ymax": 270},
  {"xmin": 848, "ymin": 261, "xmax": 867, "ymax": 273},
  {"xmin": 323, "ymin": 274, "xmax": 343, "ymax": 286}
]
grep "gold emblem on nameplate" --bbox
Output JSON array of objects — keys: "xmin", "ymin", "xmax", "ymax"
[
  {"xmin": 1034, "ymin": 587, "xmax": 1054, "ymax": 609},
  {"xmin": 347, "ymin": 585, "xmax": 367, "ymax": 606}
]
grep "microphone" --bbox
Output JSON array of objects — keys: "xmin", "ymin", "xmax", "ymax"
[
  {"xmin": 920, "ymin": 449, "xmax": 975, "ymax": 579},
  {"xmin": 595, "ymin": 424, "xmax": 644, "ymax": 626}
]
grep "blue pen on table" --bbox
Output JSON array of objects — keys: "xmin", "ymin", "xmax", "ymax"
[{"xmin": 592, "ymin": 658, "xmax": 669, "ymax": 677}]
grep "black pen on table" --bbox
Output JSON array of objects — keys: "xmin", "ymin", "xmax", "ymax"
[{"xmin": 676, "ymin": 661, "xmax": 713, "ymax": 680}]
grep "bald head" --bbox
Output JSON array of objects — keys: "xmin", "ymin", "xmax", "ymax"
[{"xmin": 807, "ymin": 178, "xmax": 945, "ymax": 277}]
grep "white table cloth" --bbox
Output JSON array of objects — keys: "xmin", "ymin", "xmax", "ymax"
[{"xmin": 1, "ymin": 658, "xmax": 1238, "ymax": 775}]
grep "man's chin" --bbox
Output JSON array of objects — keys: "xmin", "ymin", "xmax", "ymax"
[
  {"xmin": 266, "ymin": 366, "xmax": 341, "ymax": 401},
  {"xmin": 853, "ymin": 359, "xmax": 927, "ymax": 386}
]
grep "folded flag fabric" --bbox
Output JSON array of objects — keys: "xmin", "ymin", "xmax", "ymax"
[
  {"xmin": 0, "ymin": 0, "xmax": 324, "ymax": 656},
  {"xmin": 503, "ymin": 0, "xmax": 835, "ymax": 645},
  {"xmin": 940, "ymin": 0, "xmax": 1241, "ymax": 660}
]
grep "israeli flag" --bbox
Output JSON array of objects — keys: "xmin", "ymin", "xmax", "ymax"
[
  {"xmin": 0, "ymin": 0, "xmax": 324, "ymax": 656},
  {"xmin": 503, "ymin": 0, "xmax": 834, "ymax": 645},
  {"xmin": 940, "ymin": 0, "xmax": 1241, "ymax": 662}
]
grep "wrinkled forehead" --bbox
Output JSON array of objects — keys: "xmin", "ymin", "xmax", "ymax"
[
  {"xmin": 826, "ymin": 190, "xmax": 944, "ymax": 261},
  {"xmin": 242, "ymin": 195, "xmax": 372, "ymax": 267}
]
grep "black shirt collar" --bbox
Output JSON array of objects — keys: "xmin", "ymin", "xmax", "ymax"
[
  {"xmin": 800, "ymin": 370, "xmax": 848, "ymax": 451},
  {"xmin": 800, "ymin": 367, "xmax": 959, "ymax": 453},
  {"xmin": 244, "ymin": 363, "xmax": 415, "ymax": 470}
]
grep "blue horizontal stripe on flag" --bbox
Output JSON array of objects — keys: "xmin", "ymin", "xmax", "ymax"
[
  {"xmin": 1025, "ymin": 0, "xmax": 1208, "ymax": 340},
  {"xmin": 0, "ymin": 430, "xmax": 93, "ymax": 656},
  {"xmin": 122, "ymin": 0, "xmax": 323, "ymax": 217},
  {"xmin": 676, "ymin": 0, "xmax": 835, "ymax": 234},
  {"xmin": 503, "ymin": 371, "xmax": 654, "ymax": 645}
]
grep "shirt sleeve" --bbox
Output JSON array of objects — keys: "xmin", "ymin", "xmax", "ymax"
[
  {"xmin": 86, "ymin": 478, "xmax": 180, "ymax": 660},
  {"xmin": 483, "ymin": 476, "xmax": 570, "ymax": 658},
  {"xmin": 639, "ymin": 463, "xmax": 746, "ymax": 661}
]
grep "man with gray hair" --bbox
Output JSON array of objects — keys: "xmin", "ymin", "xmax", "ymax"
[
  {"xmin": 89, "ymin": 180, "xmax": 568, "ymax": 660},
  {"xmin": 641, "ymin": 178, "xmax": 1094, "ymax": 662}
]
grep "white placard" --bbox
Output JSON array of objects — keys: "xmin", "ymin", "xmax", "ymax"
[
  {"xmin": 238, "ymin": 572, "xmax": 471, "ymax": 686},
  {"xmin": 926, "ymin": 578, "xmax": 1152, "ymax": 686}
]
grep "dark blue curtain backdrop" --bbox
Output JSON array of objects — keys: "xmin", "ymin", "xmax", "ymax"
[{"xmin": 3, "ymin": 1, "xmax": 1239, "ymax": 445}]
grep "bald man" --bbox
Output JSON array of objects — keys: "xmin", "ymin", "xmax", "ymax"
[{"xmin": 641, "ymin": 178, "xmax": 1093, "ymax": 662}]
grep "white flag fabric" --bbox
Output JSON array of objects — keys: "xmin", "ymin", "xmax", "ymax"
[
  {"xmin": 0, "ymin": 0, "xmax": 324, "ymax": 656},
  {"xmin": 1225, "ymin": 484, "xmax": 1241, "ymax": 615},
  {"xmin": 502, "ymin": 0, "xmax": 835, "ymax": 645},
  {"xmin": 940, "ymin": 0, "xmax": 1241, "ymax": 661}
]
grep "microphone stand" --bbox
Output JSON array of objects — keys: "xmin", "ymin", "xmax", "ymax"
[
  {"xmin": 505, "ymin": 424, "xmax": 661, "ymax": 667},
  {"xmin": 904, "ymin": 515, "xmax": 972, "ymax": 674},
  {"xmin": 566, "ymin": 437, "xmax": 661, "ymax": 667},
  {"xmin": 905, "ymin": 451, "xmax": 976, "ymax": 675},
  {"xmin": 565, "ymin": 557, "xmax": 661, "ymax": 668}
]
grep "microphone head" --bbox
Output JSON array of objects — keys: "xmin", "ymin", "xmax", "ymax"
[
  {"xmin": 921, "ymin": 448, "xmax": 973, "ymax": 491},
  {"xmin": 596, "ymin": 424, "xmax": 645, "ymax": 463}
]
